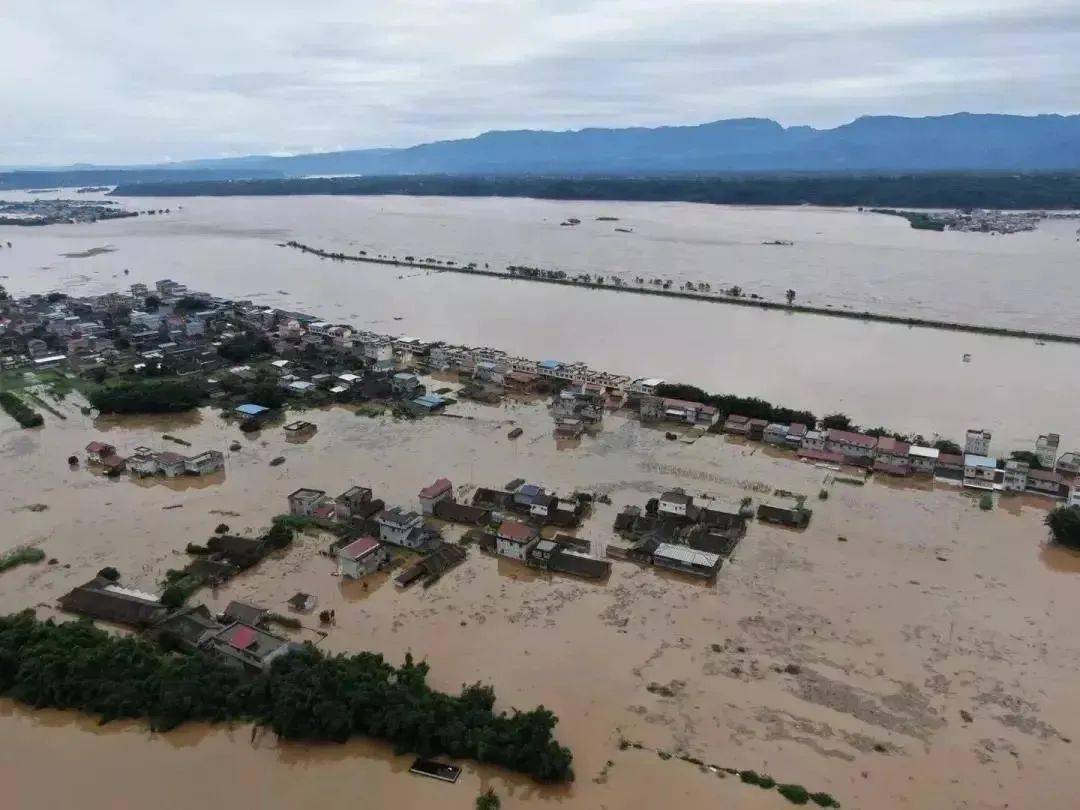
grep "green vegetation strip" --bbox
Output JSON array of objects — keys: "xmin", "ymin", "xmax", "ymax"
[
  {"xmin": 0, "ymin": 612, "xmax": 574, "ymax": 782},
  {"xmin": 0, "ymin": 547, "xmax": 46, "ymax": 573},
  {"xmin": 0, "ymin": 391, "xmax": 44, "ymax": 428}
]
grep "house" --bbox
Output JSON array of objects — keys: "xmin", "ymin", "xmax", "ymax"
[
  {"xmin": 801, "ymin": 430, "xmax": 827, "ymax": 452},
  {"xmin": 185, "ymin": 450, "xmax": 224, "ymax": 476},
  {"xmin": 286, "ymin": 592, "xmax": 317, "ymax": 612},
  {"xmin": 419, "ymin": 478, "xmax": 454, "ymax": 515},
  {"xmin": 1027, "ymin": 468, "xmax": 1066, "ymax": 498},
  {"xmin": 338, "ymin": 536, "xmax": 387, "ymax": 579},
  {"xmin": 155, "ymin": 605, "xmax": 224, "ymax": 651},
  {"xmin": 58, "ymin": 577, "xmax": 167, "ymax": 627},
  {"xmin": 1068, "ymin": 479, "xmax": 1080, "ymax": 508},
  {"xmin": 1002, "ymin": 460, "xmax": 1030, "ymax": 492},
  {"xmin": 530, "ymin": 492, "xmax": 556, "ymax": 519},
  {"xmin": 411, "ymin": 393, "xmax": 447, "ymax": 412},
  {"xmin": 495, "ymin": 520, "xmax": 540, "ymax": 561},
  {"xmin": 641, "ymin": 395, "xmax": 718, "ymax": 427},
  {"xmin": 530, "ymin": 539, "xmax": 559, "ymax": 565},
  {"xmin": 699, "ymin": 503, "xmax": 747, "ymax": 535},
  {"xmin": 287, "ymin": 380, "xmax": 316, "ymax": 396},
  {"xmin": 392, "ymin": 372, "xmax": 421, "ymax": 396},
  {"xmin": 965, "ymin": 429, "xmax": 992, "ymax": 456},
  {"xmin": 909, "ymin": 445, "xmax": 940, "ymax": 475},
  {"xmin": 548, "ymin": 547, "xmax": 611, "ymax": 580},
  {"xmin": 746, "ymin": 418, "xmax": 769, "ymax": 440},
  {"xmin": 723, "ymin": 414, "xmax": 751, "ymax": 435},
  {"xmin": 1036, "ymin": 433, "xmax": 1061, "ymax": 470},
  {"xmin": 234, "ymin": 403, "xmax": 270, "ymax": 422},
  {"xmin": 376, "ymin": 506, "xmax": 427, "ymax": 549},
  {"xmin": 513, "ymin": 483, "xmax": 544, "ymax": 509},
  {"xmin": 784, "ymin": 423, "xmax": 808, "ymax": 447},
  {"xmin": 394, "ymin": 543, "xmax": 467, "ymax": 589},
  {"xmin": 128, "ymin": 447, "xmax": 161, "ymax": 476},
  {"xmin": 432, "ymin": 500, "xmax": 490, "ymax": 525},
  {"xmin": 936, "ymin": 453, "xmax": 965, "ymax": 481},
  {"xmin": 659, "ymin": 489, "xmax": 693, "ymax": 517},
  {"xmin": 756, "ymin": 499, "xmax": 812, "ymax": 528},
  {"xmin": 962, "ymin": 454, "xmax": 997, "ymax": 490},
  {"xmin": 338, "ymin": 485, "xmax": 374, "ymax": 516},
  {"xmin": 652, "ymin": 543, "xmax": 721, "ymax": 579},
  {"xmin": 628, "ymin": 377, "xmax": 665, "ymax": 397},
  {"xmin": 825, "ymin": 429, "xmax": 878, "ymax": 460},
  {"xmin": 554, "ymin": 416, "xmax": 585, "ymax": 439},
  {"xmin": 85, "ymin": 441, "xmax": 118, "ymax": 464},
  {"xmin": 1055, "ymin": 451, "xmax": 1080, "ymax": 477},
  {"xmin": 223, "ymin": 600, "xmax": 269, "ymax": 627},
  {"xmin": 283, "ymin": 420, "xmax": 317, "ymax": 441},
  {"xmin": 873, "ymin": 437, "xmax": 911, "ymax": 476},
  {"xmin": 155, "ymin": 451, "xmax": 188, "ymax": 478},
  {"xmin": 204, "ymin": 622, "xmax": 296, "ymax": 673},
  {"xmin": 288, "ymin": 487, "xmax": 327, "ymax": 517}
]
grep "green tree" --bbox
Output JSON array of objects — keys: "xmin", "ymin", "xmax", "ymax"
[
  {"xmin": 785, "ymin": 289, "xmax": 796, "ymax": 305},
  {"xmin": 476, "ymin": 789, "xmax": 501, "ymax": 810},
  {"xmin": 1045, "ymin": 506, "xmax": 1080, "ymax": 549},
  {"xmin": 821, "ymin": 413, "xmax": 853, "ymax": 430}
]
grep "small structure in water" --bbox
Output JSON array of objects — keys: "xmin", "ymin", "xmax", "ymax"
[{"xmin": 283, "ymin": 420, "xmax": 317, "ymax": 442}]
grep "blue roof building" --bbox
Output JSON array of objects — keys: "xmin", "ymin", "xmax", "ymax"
[
  {"xmin": 538, "ymin": 360, "xmax": 562, "ymax": 370},
  {"xmin": 235, "ymin": 403, "xmax": 269, "ymax": 417},
  {"xmin": 411, "ymin": 394, "xmax": 447, "ymax": 412}
]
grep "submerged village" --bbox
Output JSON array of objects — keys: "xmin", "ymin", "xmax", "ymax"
[{"xmin": 3, "ymin": 276, "xmax": 1080, "ymax": 808}]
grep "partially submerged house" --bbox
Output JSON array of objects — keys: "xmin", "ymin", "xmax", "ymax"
[
  {"xmin": 58, "ymin": 577, "xmax": 167, "ymax": 627},
  {"xmin": 756, "ymin": 498, "xmax": 812, "ymax": 528},
  {"xmin": 203, "ymin": 621, "xmax": 297, "ymax": 673},
  {"xmin": 652, "ymin": 543, "xmax": 721, "ymax": 579},
  {"xmin": 376, "ymin": 506, "xmax": 431, "ymax": 550},
  {"xmin": 395, "ymin": 543, "xmax": 467, "ymax": 589},
  {"xmin": 962, "ymin": 454, "xmax": 998, "ymax": 490},
  {"xmin": 288, "ymin": 487, "xmax": 327, "ymax": 518},
  {"xmin": 418, "ymin": 478, "xmax": 454, "ymax": 515},
  {"xmin": 338, "ymin": 536, "xmax": 386, "ymax": 579},
  {"xmin": 185, "ymin": 450, "xmax": 225, "ymax": 476},
  {"xmin": 495, "ymin": 520, "xmax": 540, "ymax": 561}
]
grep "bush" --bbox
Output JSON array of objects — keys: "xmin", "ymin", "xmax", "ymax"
[
  {"xmin": 476, "ymin": 789, "xmax": 501, "ymax": 810},
  {"xmin": 1046, "ymin": 506, "xmax": 1080, "ymax": 549},
  {"xmin": 979, "ymin": 493, "xmax": 993, "ymax": 511},
  {"xmin": 757, "ymin": 775, "xmax": 776, "ymax": 789},
  {"xmin": 214, "ymin": 523, "xmax": 230, "ymax": 534},
  {"xmin": 0, "ymin": 391, "xmax": 44, "ymax": 428},
  {"xmin": 97, "ymin": 566, "xmax": 120, "ymax": 581},
  {"xmin": 810, "ymin": 792, "xmax": 839, "ymax": 807},
  {"xmin": 778, "ymin": 784, "xmax": 811, "ymax": 805},
  {"xmin": 0, "ymin": 547, "xmax": 46, "ymax": 573},
  {"xmin": 740, "ymin": 770, "xmax": 762, "ymax": 785}
]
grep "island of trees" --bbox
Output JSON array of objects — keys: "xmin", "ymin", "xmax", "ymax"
[{"xmin": 0, "ymin": 611, "xmax": 574, "ymax": 783}]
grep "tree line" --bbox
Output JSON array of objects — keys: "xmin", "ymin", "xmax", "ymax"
[
  {"xmin": 0, "ymin": 611, "xmax": 574, "ymax": 782},
  {"xmin": 112, "ymin": 172, "xmax": 1080, "ymax": 209}
]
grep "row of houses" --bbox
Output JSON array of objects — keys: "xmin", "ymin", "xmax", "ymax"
[{"xmin": 85, "ymin": 441, "xmax": 225, "ymax": 477}]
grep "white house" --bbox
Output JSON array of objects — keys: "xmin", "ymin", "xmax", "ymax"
[
  {"xmin": 658, "ymin": 489, "xmax": 692, "ymax": 517},
  {"xmin": 1036, "ymin": 433, "xmax": 1061, "ymax": 470},
  {"xmin": 965, "ymin": 429, "xmax": 992, "ymax": 456},
  {"xmin": 909, "ymin": 445, "xmax": 940, "ymax": 475},
  {"xmin": 377, "ymin": 507, "xmax": 426, "ymax": 549},
  {"xmin": 1002, "ymin": 460, "xmax": 1029, "ymax": 492},
  {"xmin": 495, "ymin": 520, "xmax": 539, "ymax": 561},
  {"xmin": 418, "ymin": 478, "xmax": 453, "ymax": 515},
  {"xmin": 338, "ymin": 536, "xmax": 386, "ymax": 579},
  {"xmin": 963, "ymin": 454, "xmax": 997, "ymax": 490}
]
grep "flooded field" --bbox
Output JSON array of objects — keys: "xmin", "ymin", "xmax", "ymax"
[
  {"xmin": 2, "ymin": 390, "xmax": 1079, "ymax": 809},
  {"xmin": 2, "ymin": 194, "xmax": 1080, "ymax": 446}
]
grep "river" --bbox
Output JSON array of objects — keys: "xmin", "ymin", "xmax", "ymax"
[{"xmin": 2, "ymin": 193, "xmax": 1079, "ymax": 448}]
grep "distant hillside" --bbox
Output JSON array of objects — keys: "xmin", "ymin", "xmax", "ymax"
[
  {"xmin": 110, "ymin": 172, "xmax": 1080, "ymax": 210},
  {"xmin": 161, "ymin": 113, "xmax": 1080, "ymax": 175}
]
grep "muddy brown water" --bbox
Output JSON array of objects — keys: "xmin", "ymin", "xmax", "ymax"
[
  {"xmin": 2, "ymin": 390, "xmax": 1079, "ymax": 809},
  {"xmin": 2, "ymin": 194, "xmax": 1080, "ymax": 446}
]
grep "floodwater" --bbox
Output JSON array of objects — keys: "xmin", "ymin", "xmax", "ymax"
[
  {"xmin": 2, "ymin": 390, "xmax": 1079, "ymax": 809},
  {"xmin": 2, "ymin": 193, "xmax": 1080, "ymax": 446}
]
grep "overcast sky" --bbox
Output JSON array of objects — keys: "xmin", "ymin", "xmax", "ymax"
[{"xmin": 2, "ymin": 0, "xmax": 1078, "ymax": 166}]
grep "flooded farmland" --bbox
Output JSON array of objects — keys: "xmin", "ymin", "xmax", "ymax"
[
  {"xmin": 2, "ymin": 193, "xmax": 1080, "ymax": 445},
  {"xmin": 2, "ymin": 387, "xmax": 1079, "ymax": 809}
]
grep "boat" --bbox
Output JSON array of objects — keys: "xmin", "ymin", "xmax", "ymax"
[
  {"xmin": 409, "ymin": 759, "xmax": 461, "ymax": 783},
  {"xmin": 508, "ymin": 427, "xmax": 523, "ymax": 439},
  {"xmin": 962, "ymin": 353, "xmax": 972, "ymax": 363}
]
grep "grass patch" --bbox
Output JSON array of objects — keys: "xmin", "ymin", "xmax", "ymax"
[{"xmin": 0, "ymin": 391, "xmax": 44, "ymax": 427}]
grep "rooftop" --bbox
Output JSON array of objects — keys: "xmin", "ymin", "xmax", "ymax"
[
  {"xmin": 419, "ymin": 478, "xmax": 453, "ymax": 499},
  {"xmin": 340, "ymin": 536, "xmax": 382, "ymax": 559},
  {"xmin": 654, "ymin": 542, "xmax": 720, "ymax": 568},
  {"xmin": 964, "ymin": 454, "xmax": 997, "ymax": 470},
  {"xmin": 498, "ymin": 520, "xmax": 537, "ymax": 543}
]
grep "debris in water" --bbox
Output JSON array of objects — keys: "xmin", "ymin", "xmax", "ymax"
[{"xmin": 270, "ymin": 456, "xmax": 286, "ymax": 466}]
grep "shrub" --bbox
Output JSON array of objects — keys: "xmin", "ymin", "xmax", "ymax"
[
  {"xmin": 778, "ymin": 784, "xmax": 811, "ymax": 805},
  {"xmin": 476, "ymin": 789, "xmax": 501, "ymax": 810},
  {"xmin": 810, "ymin": 792, "xmax": 839, "ymax": 807},
  {"xmin": 1046, "ymin": 506, "xmax": 1080, "ymax": 549},
  {"xmin": 0, "ymin": 392, "xmax": 44, "ymax": 428},
  {"xmin": 979, "ymin": 493, "xmax": 993, "ymax": 511},
  {"xmin": 758, "ymin": 774, "xmax": 776, "ymax": 789},
  {"xmin": 740, "ymin": 770, "xmax": 762, "ymax": 785},
  {"xmin": 0, "ymin": 547, "xmax": 46, "ymax": 573}
]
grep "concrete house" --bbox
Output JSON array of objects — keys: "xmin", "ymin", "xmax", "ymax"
[
  {"xmin": 155, "ymin": 451, "xmax": 188, "ymax": 478},
  {"xmin": 757, "ymin": 498, "xmax": 812, "ymax": 528},
  {"xmin": 391, "ymin": 372, "xmax": 421, "ymax": 396},
  {"xmin": 641, "ymin": 395, "xmax": 718, "ymax": 427},
  {"xmin": 723, "ymin": 414, "xmax": 751, "ymax": 435},
  {"xmin": 763, "ymin": 423, "xmax": 789, "ymax": 445},
  {"xmin": 288, "ymin": 488, "xmax": 327, "ymax": 518},
  {"xmin": 965, "ymin": 429, "xmax": 992, "ymax": 456},
  {"xmin": 825, "ymin": 429, "xmax": 878, "ymax": 461},
  {"xmin": 338, "ymin": 485, "xmax": 374, "ymax": 516},
  {"xmin": 495, "ymin": 520, "xmax": 540, "ymax": 561},
  {"xmin": 801, "ymin": 430, "xmax": 827, "ymax": 452},
  {"xmin": 963, "ymin": 454, "xmax": 997, "ymax": 490},
  {"xmin": 376, "ymin": 507, "xmax": 426, "ymax": 549},
  {"xmin": 85, "ymin": 441, "xmax": 118, "ymax": 464},
  {"xmin": 909, "ymin": 445, "xmax": 940, "ymax": 475},
  {"xmin": 652, "ymin": 543, "xmax": 721, "ymax": 580},
  {"xmin": 419, "ymin": 478, "xmax": 454, "ymax": 515},
  {"xmin": 873, "ymin": 437, "xmax": 911, "ymax": 476},
  {"xmin": 530, "ymin": 493, "xmax": 556, "ymax": 519},
  {"xmin": 1027, "ymin": 468, "xmax": 1066, "ymax": 498},
  {"xmin": 338, "ymin": 536, "xmax": 386, "ymax": 579},
  {"xmin": 1055, "ymin": 451, "xmax": 1080, "ymax": 478},
  {"xmin": 203, "ymin": 622, "xmax": 296, "ymax": 673},
  {"xmin": 1003, "ymin": 460, "xmax": 1030, "ymax": 492},
  {"xmin": 659, "ymin": 489, "xmax": 693, "ymax": 517},
  {"xmin": 185, "ymin": 450, "xmax": 224, "ymax": 476},
  {"xmin": 128, "ymin": 447, "xmax": 161, "ymax": 477},
  {"xmin": 1036, "ymin": 433, "xmax": 1061, "ymax": 470}
]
